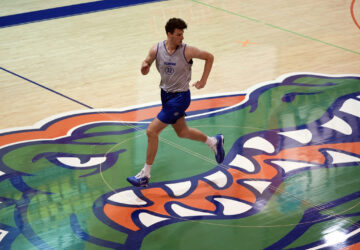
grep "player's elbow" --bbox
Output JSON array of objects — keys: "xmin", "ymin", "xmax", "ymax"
[{"xmin": 207, "ymin": 53, "xmax": 214, "ymax": 63}]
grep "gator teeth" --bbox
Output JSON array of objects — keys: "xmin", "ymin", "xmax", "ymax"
[
  {"xmin": 165, "ymin": 181, "xmax": 192, "ymax": 196},
  {"xmin": 243, "ymin": 180, "xmax": 272, "ymax": 194},
  {"xmin": 0, "ymin": 229, "xmax": 8, "ymax": 242},
  {"xmin": 0, "ymin": 171, "xmax": 5, "ymax": 177},
  {"xmin": 339, "ymin": 98, "xmax": 360, "ymax": 118},
  {"xmin": 229, "ymin": 154, "xmax": 255, "ymax": 172},
  {"xmin": 204, "ymin": 171, "xmax": 228, "ymax": 188},
  {"xmin": 108, "ymin": 190, "xmax": 147, "ymax": 206},
  {"xmin": 325, "ymin": 150, "xmax": 360, "ymax": 164},
  {"xmin": 243, "ymin": 137, "xmax": 275, "ymax": 153},
  {"xmin": 171, "ymin": 204, "xmax": 214, "ymax": 217},
  {"xmin": 138, "ymin": 212, "xmax": 169, "ymax": 227},
  {"xmin": 278, "ymin": 129, "xmax": 312, "ymax": 144},
  {"xmin": 213, "ymin": 198, "xmax": 252, "ymax": 216},
  {"xmin": 321, "ymin": 116, "xmax": 352, "ymax": 135},
  {"xmin": 270, "ymin": 160, "xmax": 319, "ymax": 174}
]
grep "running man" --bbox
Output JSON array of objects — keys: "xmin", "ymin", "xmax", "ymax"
[{"xmin": 127, "ymin": 18, "xmax": 224, "ymax": 187}]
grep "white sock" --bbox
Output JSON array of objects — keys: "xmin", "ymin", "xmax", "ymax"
[
  {"xmin": 205, "ymin": 136, "xmax": 217, "ymax": 153},
  {"xmin": 137, "ymin": 164, "xmax": 152, "ymax": 178}
]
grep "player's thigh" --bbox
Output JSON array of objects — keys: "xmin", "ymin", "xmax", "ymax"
[
  {"xmin": 171, "ymin": 117, "xmax": 188, "ymax": 136},
  {"xmin": 147, "ymin": 118, "xmax": 168, "ymax": 136}
]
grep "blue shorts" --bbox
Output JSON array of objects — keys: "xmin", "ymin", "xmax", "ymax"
[{"xmin": 157, "ymin": 89, "xmax": 191, "ymax": 124}]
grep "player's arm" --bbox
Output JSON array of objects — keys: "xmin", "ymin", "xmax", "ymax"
[
  {"xmin": 185, "ymin": 46, "xmax": 214, "ymax": 89},
  {"xmin": 141, "ymin": 44, "xmax": 157, "ymax": 75}
]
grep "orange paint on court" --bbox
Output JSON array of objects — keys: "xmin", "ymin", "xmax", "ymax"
[{"xmin": 0, "ymin": 95, "xmax": 245, "ymax": 147}]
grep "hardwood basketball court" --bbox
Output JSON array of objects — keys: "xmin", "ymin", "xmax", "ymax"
[{"xmin": 0, "ymin": 0, "xmax": 359, "ymax": 249}]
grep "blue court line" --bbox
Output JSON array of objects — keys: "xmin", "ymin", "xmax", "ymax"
[
  {"xmin": 1, "ymin": 67, "xmax": 94, "ymax": 109},
  {"xmin": 0, "ymin": 0, "xmax": 164, "ymax": 28}
]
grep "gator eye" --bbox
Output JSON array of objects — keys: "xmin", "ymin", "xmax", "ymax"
[
  {"xmin": 51, "ymin": 154, "xmax": 116, "ymax": 178},
  {"xmin": 33, "ymin": 149, "xmax": 126, "ymax": 177},
  {"xmin": 56, "ymin": 156, "xmax": 107, "ymax": 168}
]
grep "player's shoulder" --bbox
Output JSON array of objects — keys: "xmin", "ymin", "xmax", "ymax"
[
  {"xmin": 184, "ymin": 45, "xmax": 201, "ymax": 56},
  {"xmin": 185, "ymin": 44, "xmax": 203, "ymax": 52},
  {"xmin": 148, "ymin": 43, "xmax": 159, "ymax": 58},
  {"xmin": 184, "ymin": 45, "xmax": 213, "ymax": 60}
]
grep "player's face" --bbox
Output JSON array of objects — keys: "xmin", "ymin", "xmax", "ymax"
[{"xmin": 169, "ymin": 29, "xmax": 184, "ymax": 45}]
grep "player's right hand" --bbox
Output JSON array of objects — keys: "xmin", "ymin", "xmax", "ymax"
[{"xmin": 141, "ymin": 62, "xmax": 150, "ymax": 75}]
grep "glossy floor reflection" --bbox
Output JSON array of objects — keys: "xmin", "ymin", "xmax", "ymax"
[{"xmin": 0, "ymin": 73, "xmax": 359, "ymax": 249}]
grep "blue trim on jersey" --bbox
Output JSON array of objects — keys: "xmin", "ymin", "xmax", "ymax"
[
  {"xmin": 155, "ymin": 43, "xmax": 160, "ymax": 59},
  {"xmin": 183, "ymin": 44, "xmax": 193, "ymax": 64},
  {"xmin": 163, "ymin": 41, "xmax": 170, "ymax": 56},
  {"xmin": 163, "ymin": 40, "xmax": 182, "ymax": 56}
]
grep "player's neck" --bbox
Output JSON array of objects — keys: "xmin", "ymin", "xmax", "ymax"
[{"xmin": 165, "ymin": 40, "xmax": 178, "ymax": 54}]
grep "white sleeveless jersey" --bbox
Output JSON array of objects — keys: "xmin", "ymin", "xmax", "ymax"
[{"xmin": 155, "ymin": 41, "xmax": 192, "ymax": 92}]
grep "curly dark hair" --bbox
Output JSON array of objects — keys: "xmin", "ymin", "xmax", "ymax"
[{"xmin": 165, "ymin": 18, "xmax": 187, "ymax": 34}]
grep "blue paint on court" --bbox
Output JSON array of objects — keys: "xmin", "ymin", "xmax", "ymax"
[
  {"xmin": 0, "ymin": 0, "xmax": 165, "ymax": 28},
  {"xmin": 0, "ymin": 67, "xmax": 93, "ymax": 109}
]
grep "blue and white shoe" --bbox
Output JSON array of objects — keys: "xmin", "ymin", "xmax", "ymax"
[
  {"xmin": 127, "ymin": 174, "xmax": 150, "ymax": 187},
  {"xmin": 214, "ymin": 134, "xmax": 225, "ymax": 163}
]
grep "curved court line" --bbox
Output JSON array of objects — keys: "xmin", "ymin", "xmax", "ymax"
[
  {"xmin": 101, "ymin": 132, "xmax": 146, "ymax": 193},
  {"xmin": 351, "ymin": 0, "xmax": 360, "ymax": 30},
  {"xmin": 191, "ymin": 0, "xmax": 360, "ymax": 55}
]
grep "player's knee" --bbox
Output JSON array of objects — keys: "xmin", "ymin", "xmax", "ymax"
[
  {"xmin": 146, "ymin": 127, "xmax": 158, "ymax": 138},
  {"xmin": 176, "ymin": 129, "xmax": 189, "ymax": 138}
]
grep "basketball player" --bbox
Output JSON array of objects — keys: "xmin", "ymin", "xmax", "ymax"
[{"xmin": 127, "ymin": 18, "xmax": 224, "ymax": 187}]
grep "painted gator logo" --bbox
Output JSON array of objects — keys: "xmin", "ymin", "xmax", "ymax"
[{"xmin": 0, "ymin": 73, "xmax": 359, "ymax": 249}]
